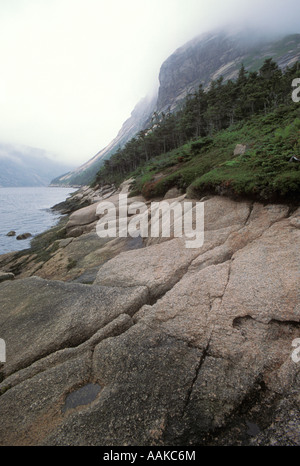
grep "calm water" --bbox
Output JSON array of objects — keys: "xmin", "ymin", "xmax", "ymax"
[{"xmin": 0, "ymin": 187, "xmax": 77, "ymax": 255}]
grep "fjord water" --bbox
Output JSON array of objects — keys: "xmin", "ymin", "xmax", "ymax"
[{"xmin": 0, "ymin": 187, "xmax": 76, "ymax": 255}]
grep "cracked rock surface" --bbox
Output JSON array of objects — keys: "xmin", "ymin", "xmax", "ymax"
[{"xmin": 0, "ymin": 191, "xmax": 299, "ymax": 446}]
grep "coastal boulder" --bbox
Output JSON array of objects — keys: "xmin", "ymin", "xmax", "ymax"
[{"xmin": 16, "ymin": 233, "xmax": 32, "ymax": 240}]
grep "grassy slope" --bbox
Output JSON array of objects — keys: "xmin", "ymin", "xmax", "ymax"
[{"xmin": 128, "ymin": 104, "xmax": 300, "ymax": 203}]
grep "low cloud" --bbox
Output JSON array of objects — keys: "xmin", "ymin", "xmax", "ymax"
[{"xmin": 0, "ymin": 0, "xmax": 299, "ymax": 166}]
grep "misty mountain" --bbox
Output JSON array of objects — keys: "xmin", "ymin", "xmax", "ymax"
[
  {"xmin": 0, "ymin": 143, "xmax": 75, "ymax": 187},
  {"xmin": 52, "ymin": 29, "xmax": 300, "ymax": 186}
]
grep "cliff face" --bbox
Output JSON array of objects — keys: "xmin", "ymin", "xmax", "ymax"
[
  {"xmin": 52, "ymin": 30, "xmax": 300, "ymax": 186},
  {"xmin": 156, "ymin": 31, "xmax": 300, "ymax": 112}
]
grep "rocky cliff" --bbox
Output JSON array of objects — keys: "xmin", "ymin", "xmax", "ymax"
[
  {"xmin": 52, "ymin": 30, "xmax": 300, "ymax": 187},
  {"xmin": 157, "ymin": 31, "xmax": 300, "ymax": 112},
  {"xmin": 0, "ymin": 182, "xmax": 299, "ymax": 446}
]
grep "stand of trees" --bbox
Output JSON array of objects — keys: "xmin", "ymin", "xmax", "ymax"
[{"xmin": 95, "ymin": 59, "xmax": 300, "ymax": 185}]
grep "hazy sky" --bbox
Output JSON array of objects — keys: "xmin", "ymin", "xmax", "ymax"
[{"xmin": 0, "ymin": 0, "xmax": 299, "ymax": 166}]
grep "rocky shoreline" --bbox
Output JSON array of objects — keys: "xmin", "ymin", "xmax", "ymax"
[{"xmin": 0, "ymin": 180, "xmax": 299, "ymax": 446}]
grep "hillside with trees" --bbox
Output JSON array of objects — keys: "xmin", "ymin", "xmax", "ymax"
[
  {"xmin": 94, "ymin": 59, "xmax": 300, "ymax": 203},
  {"xmin": 51, "ymin": 32, "xmax": 300, "ymax": 187}
]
